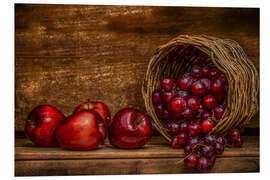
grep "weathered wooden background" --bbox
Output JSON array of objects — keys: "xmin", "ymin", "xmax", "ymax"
[{"xmin": 15, "ymin": 4, "xmax": 259, "ymax": 132}]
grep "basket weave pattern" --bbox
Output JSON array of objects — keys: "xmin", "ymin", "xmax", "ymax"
[{"xmin": 142, "ymin": 35, "xmax": 259, "ymax": 142}]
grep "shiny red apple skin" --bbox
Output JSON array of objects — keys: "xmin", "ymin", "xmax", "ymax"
[
  {"xmin": 73, "ymin": 101, "xmax": 111, "ymax": 127},
  {"xmin": 108, "ymin": 108, "xmax": 153, "ymax": 149},
  {"xmin": 95, "ymin": 116, "xmax": 107, "ymax": 144},
  {"xmin": 24, "ymin": 105, "xmax": 66, "ymax": 147},
  {"xmin": 56, "ymin": 110, "xmax": 103, "ymax": 150}
]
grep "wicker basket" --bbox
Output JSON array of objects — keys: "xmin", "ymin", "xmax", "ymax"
[{"xmin": 142, "ymin": 35, "xmax": 259, "ymax": 142}]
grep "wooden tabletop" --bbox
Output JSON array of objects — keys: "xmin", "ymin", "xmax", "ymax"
[{"xmin": 15, "ymin": 136, "xmax": 259, "ymax": 176}]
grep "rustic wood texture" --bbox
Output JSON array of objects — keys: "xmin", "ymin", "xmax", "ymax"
[
  {"xmin": 15, "ymin": 4, "xmax": 259, "ymax": 132},
  {"xmin": 15, "ymin": 136, "xmax": 259, "ymax": 176},
  {"xmin": 15, "ymin": 157, "xmax": 259, "ymax": 176},
  {"xmin": 15, "ymin": 136, "xmax": 259, "ymax": 160}
]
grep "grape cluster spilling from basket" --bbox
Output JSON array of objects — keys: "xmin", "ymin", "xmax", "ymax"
[{"xmin": 152, "ymin": 64, "xmax": 243, "ymax": 172}]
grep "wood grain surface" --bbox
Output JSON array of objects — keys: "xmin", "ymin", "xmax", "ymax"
[
  {"xmin": 15, "ymin": 157, "xmax": 259, "ymax": 176},
  {"xmin": 15, "ymin": 136, "xmax": 259, "ymax": 160},
  {"xmin": 15, "ymin": 4, "xmax": 259, "ymax": 132},
  {"xmin": 15, "ymin": 136, "xmax": 259, "ymax": 176}
]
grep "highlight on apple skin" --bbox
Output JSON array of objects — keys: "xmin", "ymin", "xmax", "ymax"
[{"xmin": 108, "ymin": 108, "xmax": 153, "ymax": 149}]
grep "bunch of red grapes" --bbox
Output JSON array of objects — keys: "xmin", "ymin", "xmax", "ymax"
[{"xmin": 152, "ymin": 64, "xmax": 244, "ymax": 172}]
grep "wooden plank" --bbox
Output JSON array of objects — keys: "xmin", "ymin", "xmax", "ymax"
[
  {"xmin": 15, "ymin": 5, "xmax": 260, "ymax": 132},
  {"xmin": 15, "ymin": 136, "xmax": 259, "ymax": 160},
  {"xmin": 15, "ymin": 136, "xmax": 259, "ymax": 176},
  {"xmin": 15, "ymin": 135, "xmax": 169, "ymax": 147},
  {"xmin": 15, "ymin": 136, "xmax": 260, "ymax": 147},
  {"xmin": 15, "ymin": 157, "xmax": 259, "ymax": 176}
]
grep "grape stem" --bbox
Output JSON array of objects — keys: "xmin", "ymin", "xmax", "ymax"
[{"xmin": 175, "ymin": 143, "xmax": 207, "ymax": 164}]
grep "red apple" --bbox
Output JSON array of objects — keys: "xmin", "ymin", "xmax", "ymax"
[
  {"xmin": 108, "ymin": 108, "xmax": 152, "ymax": 149},
  {"xmin": 73, "ymin": 101, "xmax": 111, "ymax": 127},
  {"xmin": 24, "ymin": 105, "xmax": 65, "ymax": 147},
  {"xmin": 56, "ymin": 110, "xmax": 104, "ymax": 150},
  {"xmin": 97, "ymin": 118, "xmax": 107, "ymax": 144}
]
